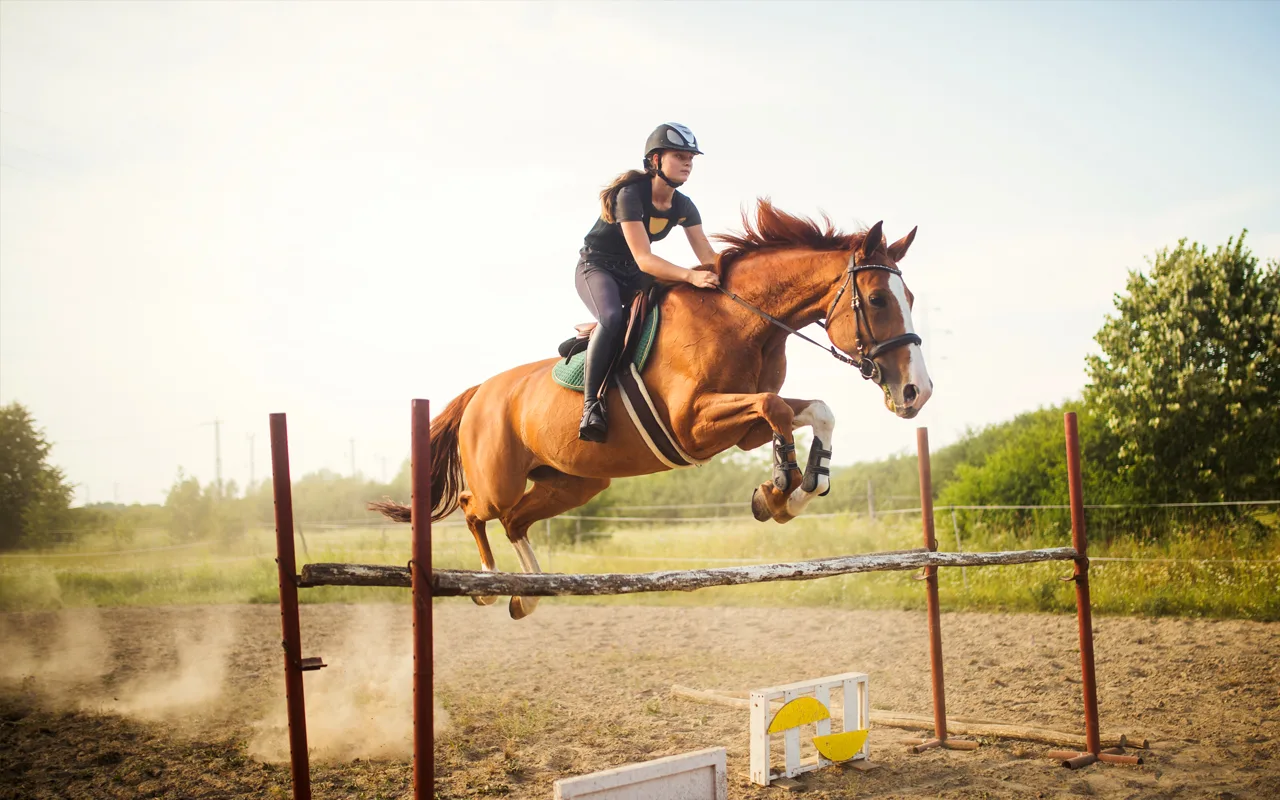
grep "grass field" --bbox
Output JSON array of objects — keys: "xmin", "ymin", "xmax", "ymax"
[{"xmin": 3, "ymin": 511, "xmax": 1277, "ymax": 620}]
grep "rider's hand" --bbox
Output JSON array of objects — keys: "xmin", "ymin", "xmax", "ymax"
[{"xmin": 687, "ymin": 268, "xmax": 720, "ymax": 289}]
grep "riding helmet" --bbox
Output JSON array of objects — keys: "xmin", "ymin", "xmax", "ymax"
[{"xmin": 644, "ymin": 123, "xmax": 703, "ymax": 159}]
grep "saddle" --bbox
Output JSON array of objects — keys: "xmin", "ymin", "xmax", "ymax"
[{"xmin": 557, "ymin": 284, "xmax": 667, "ymax": 366}]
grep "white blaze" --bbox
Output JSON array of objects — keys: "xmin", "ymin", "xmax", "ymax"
[{"xmin": 887, "ymin": 274, "xmax": 932, "ymax": 408}]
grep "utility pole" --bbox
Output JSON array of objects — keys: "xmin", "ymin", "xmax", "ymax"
[
  {"xmin": 350, "ymin": 438, "xmax": 356, "ymax": 477},
  {"xmin": 248, "ymin": 434, "xmax": 256, "ymax": 489},
  {"xmin": 204, "ymin": 419, "xmax": 223, "ymax": 496}
]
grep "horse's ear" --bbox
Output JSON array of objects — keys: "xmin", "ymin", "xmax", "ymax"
[
  {"xmin": 888, "ymin": 226, "xmax": 918, "ymax": 263},
  {"xmin": 860, "ymin": 221, "xmax": 886, "ymax": 261}
]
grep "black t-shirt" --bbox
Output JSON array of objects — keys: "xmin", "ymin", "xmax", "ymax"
[{"xmin": 581, "ymin": 181, "xmax": 701, "ymax": 275}]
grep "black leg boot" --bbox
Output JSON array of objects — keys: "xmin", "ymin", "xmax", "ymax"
[{"xmin": 578, "ymin": 327, "xmax": 615, "ymax": 442}]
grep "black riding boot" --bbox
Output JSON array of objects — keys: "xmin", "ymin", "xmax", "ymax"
[{"xmin": 578, "ymin": 327, "xmax": 616, "ymax": 442}]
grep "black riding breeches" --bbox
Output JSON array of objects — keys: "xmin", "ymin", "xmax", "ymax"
[{"xmin": 574, "ymin": 264, "xmax": 635, "ymax": 402}]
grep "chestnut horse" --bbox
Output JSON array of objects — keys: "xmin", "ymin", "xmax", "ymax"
[{"xmin": 374, "ymin": 201, "xmax": 931, "ymax": 618}]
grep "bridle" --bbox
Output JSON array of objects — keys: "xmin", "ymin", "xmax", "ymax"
[
  {"xmin": 717, "ymin": 250, "xmax": 923, "ymax": 384},
  {"xmin": 822, "ymin": 254, "xmax": 924, "ymax": 381}
]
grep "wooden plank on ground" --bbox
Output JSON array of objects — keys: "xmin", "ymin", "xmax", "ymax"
[{"xmin": 554, "ymin": 747, "xmax": 727, "ymax": 800}]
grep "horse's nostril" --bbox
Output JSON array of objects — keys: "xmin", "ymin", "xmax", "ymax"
[{"xmin": 903, "ymin": 384, "xmax": 919, "ymax": 406}]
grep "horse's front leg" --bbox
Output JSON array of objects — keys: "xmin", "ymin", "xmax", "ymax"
[
  {"xmin": 730, "ymin": 398, "xmax": 835, "ymax": 518},
  {"xmin": 685, "ymin": 392, "xmax": 802, "ymax": 523}
]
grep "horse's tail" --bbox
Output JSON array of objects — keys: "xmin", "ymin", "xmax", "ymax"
[{"xmin": 368, "ymin": 385, "xmax": 480, "ymax": 524}]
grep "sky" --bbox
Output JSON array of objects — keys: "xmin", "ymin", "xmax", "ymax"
[{"xmin": 1, "ymin": 1, "xmax": 1277, "ymax": 506}]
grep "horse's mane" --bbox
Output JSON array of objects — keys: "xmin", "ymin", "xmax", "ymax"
[{"xmin": 713, "ymin": 199, "xmax": 867, "ymax": 270}]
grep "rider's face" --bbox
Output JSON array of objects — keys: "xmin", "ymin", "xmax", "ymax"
[{"xmin": 658, "ymin": 151, "xmax": 695, "ymax": 182}]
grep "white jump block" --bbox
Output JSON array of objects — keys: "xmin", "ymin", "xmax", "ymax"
[
  {"xmin": 553, "ymin": 747, "xmax": 727, "ymax": 800},
  {"xmin": 749, "ymin": 672, "xmax": 870, "ymax": 787}
]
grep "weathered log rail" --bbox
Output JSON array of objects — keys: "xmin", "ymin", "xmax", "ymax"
[{"xmin": 299, "ymin": 546, "xmax": 1078, "ymax": 595}]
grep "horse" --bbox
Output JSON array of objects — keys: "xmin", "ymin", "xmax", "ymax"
[{"xmin": 373, "ymin": 200, "xmax": 932, "ymax": 618}]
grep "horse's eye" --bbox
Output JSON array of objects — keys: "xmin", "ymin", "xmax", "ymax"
[{"xmin": 869, "ymin": 293, "xmax": 888, "ymax": 308}]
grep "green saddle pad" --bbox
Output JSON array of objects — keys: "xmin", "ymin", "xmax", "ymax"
[{"xmin": 553, "ymin": 307, "xmax": 661, "ymax": 392}]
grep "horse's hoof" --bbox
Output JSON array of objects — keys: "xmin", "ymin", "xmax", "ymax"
[
  {"xmin": 751, "ymin": 487, "xmax": 771, "ymax": 522},
  {"xmin": 509, "ymin": 595, "xmax": 539, "ymax": 619},
  {"xmin": 472, "ymin": 595, "xmax": 498, "ymax": 607}
]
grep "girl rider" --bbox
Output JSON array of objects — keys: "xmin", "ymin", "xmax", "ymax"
[{"xmin": 576, "ymin": 122, "xmax": 721, "ymax": 442}]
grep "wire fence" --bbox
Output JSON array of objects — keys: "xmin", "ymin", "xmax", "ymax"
[{"xmin": 4, "ymin": 499, "xmax": 1274, "ymax": 570}]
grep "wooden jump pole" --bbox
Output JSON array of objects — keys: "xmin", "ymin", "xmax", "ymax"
[
  {"xmin": 410, "ymin": 399, "xmax": 434, "ymax": 799},
  {"xmin": 1046, "ymin": 412, "xmax": 1142, "ymax": 768},
  {"xmin": 299, "ymin": 547, "xmax": 1079, "ymax": 594},
  {"xmin": 270, "ymin": 413, "xmax": 312, "ymax": 800},
  {"xmin": 902, "ymin": 428, "xmax": 978, "ymax": 753}
]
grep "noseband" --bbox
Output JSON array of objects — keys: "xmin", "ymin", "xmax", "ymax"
[
  {"xmin": 821, "ymin": 254, "xmax": 923, "ymax": 382},
  {"xmin": 717, "ymin": 250, "xmax": 924, "ymax": 384}
]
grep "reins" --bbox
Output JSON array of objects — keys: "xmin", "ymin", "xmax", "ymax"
[{"xmin": 717, "ymin": 287, "xmax": 861, "ymax": 366}]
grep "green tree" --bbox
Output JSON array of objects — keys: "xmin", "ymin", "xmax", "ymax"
[
  {"xmin": 1086, "ymin": 232, "xmax": 1280, "ymax": 502},
  {"xmin": 0, "ymin": 403, "xmax": 75, "ymax": 550},
  {"xmin": 939, "ymin": 404, "xmax": 1126, "ymax": 505},
  {"xmin": 165, "ymin": 470, "xmax": 210, "ymax": 541},
  {"xmin": 164, "ymin": 471, "xmax": 250, "ymax": 543}
]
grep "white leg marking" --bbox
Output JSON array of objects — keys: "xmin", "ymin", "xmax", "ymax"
[
  {"xmin": 510, "ymin": 536, "xmax": 542, "ymax": 618},
  {"xmin": 786, "ymin": 401, "xmax": 836, "ymax": 516},
  {"xmin": 473, "ymin": 562, "xmax": 498, "ymax": 606},
  {"xmin": 512, "ymin": 536, "xmax": 542, "ymax": 573}
]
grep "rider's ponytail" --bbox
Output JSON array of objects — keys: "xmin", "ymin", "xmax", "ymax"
[{"xmin": 598, "ymin": 162, "xmax": 655, "ymax": 223}]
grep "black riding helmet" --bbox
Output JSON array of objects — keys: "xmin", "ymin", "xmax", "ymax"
[{"xmin": 644, "ymin": 123, "xmax": 702, "ymax": 188}]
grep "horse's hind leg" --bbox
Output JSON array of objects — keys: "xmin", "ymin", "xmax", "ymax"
[
  {"xmin": 500, "ymin": 471, "xmax": 611, "ymax": 620},
  {"xmin": 458, "ymin": 491, "xmax": 498, "ymax": 606}
]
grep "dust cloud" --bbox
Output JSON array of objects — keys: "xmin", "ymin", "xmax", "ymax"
[
  {"xmin": 1, "ymin": 603, "xmax": 448, "ymax": 765},
  {"xmin": 0, "ymin": 608, "xmax": 109, "ymax": 688},
  {"xmin": 249, "ymin": 604, "xmax": 450, "ymax": 763},
  {"xmin": 0, "ymin": 607, "xmax": 236, "ymax": 725},
  {"xmin": 94, "ymin": 611, "xmax": 238, "ymax": 721}
]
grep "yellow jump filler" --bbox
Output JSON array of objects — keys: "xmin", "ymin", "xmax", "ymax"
[{"xmin": 749, "ymin": 672, "xmax": 871, "ymax": 787}]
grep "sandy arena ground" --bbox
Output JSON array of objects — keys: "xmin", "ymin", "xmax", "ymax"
[{"xmin": 1, "ymin": 603, "xmax": 1277, "ymax": 799}]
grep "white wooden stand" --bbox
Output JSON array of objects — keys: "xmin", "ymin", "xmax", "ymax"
[{"xmin": 749, "ymin": 672, "xmax": 870, "ymax": 787}]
